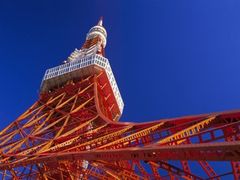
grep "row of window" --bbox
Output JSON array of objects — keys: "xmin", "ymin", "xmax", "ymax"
[
  {"xmin": 46, "ymin": 55, "xmax": 107, "ymax": 75},
  {"xmin": 104, "ymin": 65, "xmax": 124, "ymax": 112}
]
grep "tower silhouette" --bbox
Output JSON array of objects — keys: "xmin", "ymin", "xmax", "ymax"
[{"xmin": 0, "ymin": 18, "xmax": 239, "ymax": 179}]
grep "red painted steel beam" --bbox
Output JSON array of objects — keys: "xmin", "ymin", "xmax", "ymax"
[{"xmin": 1, "ymin": 141, "xmax": 239, "ymax": 170}]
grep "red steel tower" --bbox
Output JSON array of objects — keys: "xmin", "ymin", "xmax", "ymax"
[{"xmin": 0, "ymin": 18, "xmax": 240, "ymax": 179}]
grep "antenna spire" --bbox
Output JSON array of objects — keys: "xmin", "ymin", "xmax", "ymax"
[{"xmin": 98, "ymin": 16, "xmax": 103, "ymax": 26}]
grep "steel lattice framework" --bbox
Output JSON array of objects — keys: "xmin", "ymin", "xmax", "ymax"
[{"xmin": 0, "ymin": 18, "xmax": 240, "ymax": 179}]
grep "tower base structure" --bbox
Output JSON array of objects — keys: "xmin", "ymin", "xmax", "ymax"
[{"xmin": 0, "ymin": 73, "xmax": 240, "ymax": 179}]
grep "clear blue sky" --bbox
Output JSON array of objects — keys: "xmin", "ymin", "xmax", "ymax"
[{"xmin": 1, "ymin": 0, "xmax": 240, "ymax": 128}]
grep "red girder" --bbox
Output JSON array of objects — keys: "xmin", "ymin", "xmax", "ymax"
[
  {"xmin": 0, "ymin": 74, "xmax": 240, "ymax": 179},
  {"xmin": 1, "ymin": 141, "xmax": 239, "ymax": 170}
]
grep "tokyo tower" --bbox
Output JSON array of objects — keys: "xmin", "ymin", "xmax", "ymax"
[{"xmin": 0, "ymin": 18, "xmax": 240, "ymax": 179}]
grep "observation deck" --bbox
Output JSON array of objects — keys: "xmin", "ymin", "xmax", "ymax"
[{"xmin": 40, "ymin": 54, "xmax": 124, "ymax": 114}]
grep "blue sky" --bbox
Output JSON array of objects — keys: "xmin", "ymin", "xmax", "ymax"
[{"xmin": 1, "ymin": 0, "xmax": 240, "ymax": 128}]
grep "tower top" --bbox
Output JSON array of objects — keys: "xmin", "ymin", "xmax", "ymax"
[
  {"xmin": 86, "ymin": 17, "xmax": 107, "ymax": 48},
  {"xmin": 40, "ymin": 18, "xmax": 124, "ymax": 116}
]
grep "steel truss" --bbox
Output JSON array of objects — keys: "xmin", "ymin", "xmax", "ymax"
[{"xmin": 0, "ymin": 72, "xmax": 240, "ymax": 179}]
